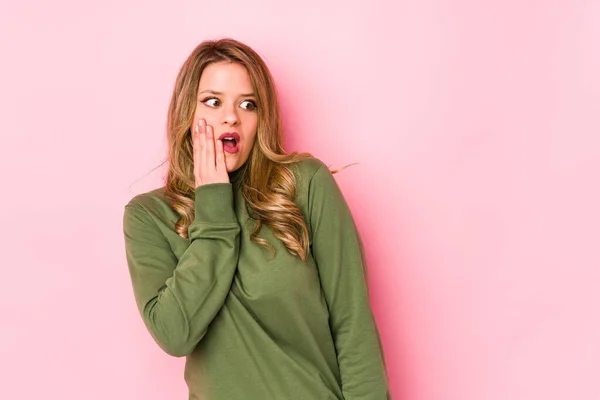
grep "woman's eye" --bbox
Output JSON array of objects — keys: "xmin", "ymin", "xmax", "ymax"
[
  {"xmin": 203, "ymin": 98, "xmax": 220, "ymax": 107},
  {"xmin": 240, "ymin": 100, "xmax": 257, "ymax": 111}
]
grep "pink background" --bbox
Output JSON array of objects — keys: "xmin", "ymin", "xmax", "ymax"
[{"xmin": 1, "ymin": 0, "xmax": 599, "ymax": 399}]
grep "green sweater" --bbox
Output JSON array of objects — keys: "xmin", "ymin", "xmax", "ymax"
[{"xmin": 122, "ymin": 157, "xmax": 390, "ymax": 399}]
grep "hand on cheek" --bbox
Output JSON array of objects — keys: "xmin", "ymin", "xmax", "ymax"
[{"xmin": 192, "ymin": 118, "xmax": 229, "ymax": 187}]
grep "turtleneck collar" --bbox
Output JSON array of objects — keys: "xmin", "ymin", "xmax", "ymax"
[{"xmin": 228, "ymin": 160, "xmax": 248, "ymax": 188}]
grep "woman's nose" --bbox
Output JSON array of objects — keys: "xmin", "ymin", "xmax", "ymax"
[{"xmin": 222, "ymin": 104, "xmax": 239, "ymax": 126}]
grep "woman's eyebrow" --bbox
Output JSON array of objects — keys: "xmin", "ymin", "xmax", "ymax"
[{"xmin": 198, "ymin": 89, "xmax": 256, "ymax": 97}]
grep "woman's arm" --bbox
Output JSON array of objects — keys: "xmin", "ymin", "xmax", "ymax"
[
  {"xmin": 123, "ymin": 183, "xmax": 240, "ymax": 357},
  {"xmin": 308, "ymin": 162, "xmax": 391, "ymax": 399}
]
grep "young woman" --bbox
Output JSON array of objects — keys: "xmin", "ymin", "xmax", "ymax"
[{"xmin": 123, "ymin": 37, "xmax": 391, "ymax": 399}]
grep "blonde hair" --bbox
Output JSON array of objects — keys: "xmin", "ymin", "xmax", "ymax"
[{"xmin": 163, "ymin": 38, "xmax": 347, "ymax": 261}]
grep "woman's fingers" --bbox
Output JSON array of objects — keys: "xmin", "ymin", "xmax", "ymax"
[
  {"xmin": 198, "ymin": 119, "xmax": 207, "ymax": 169},
  {"xmin": 205, "ymin": 124, "xmax": 216, "ymax": 168},
  {"xmin": 193, "ymin": 122, "xmax": 202, "ymax": 179},
  {"xmin": 194, "ymin": 120, "xmax": 205, "ymax": 187},
  {"xmin": 215, "ymin": 138, "xmax": 225, "ymax": 171}
]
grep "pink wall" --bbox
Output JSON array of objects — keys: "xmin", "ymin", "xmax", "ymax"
[{"xmin": 1, "ymin": 0, "xmax": 599, "ymax": 399}]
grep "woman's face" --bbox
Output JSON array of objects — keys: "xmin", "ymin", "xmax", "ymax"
[{"xmin": 193, "ymin": 61, "xmax": 259, "ymax": 173}]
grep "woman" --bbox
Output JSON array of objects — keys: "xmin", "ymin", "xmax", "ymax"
[{"xmin": 123, "ymin": 37, "xmax": 391, "ymax": 399}]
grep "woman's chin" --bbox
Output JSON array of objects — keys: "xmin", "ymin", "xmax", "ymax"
[
  {"xmin": 224, "ymin": 159, "xmax": 237, "ymax": 173},
  {"xmin": 224, "ymin": 153, "xmax": 248, "ymax": 173}
]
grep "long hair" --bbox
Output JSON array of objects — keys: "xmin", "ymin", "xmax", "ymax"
[{"xmin": 164, "ymin": 38, "xmax": 343, "ymax": 261}]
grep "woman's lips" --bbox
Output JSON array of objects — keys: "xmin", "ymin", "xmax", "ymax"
[{"xmin": 218, "ymin": 132, "xmax": 240, "ymax": 154}]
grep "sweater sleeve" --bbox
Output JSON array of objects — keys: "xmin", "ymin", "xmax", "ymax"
[
  {"xmin": 122, "ymin": 183, "xmax": 240, "ymax": 357},
  {"xmin": 308, "ymin": 164, "xmax": 391, "ymax": 399}
]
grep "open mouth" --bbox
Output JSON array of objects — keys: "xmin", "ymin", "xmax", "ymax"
[
  {"xmin": 218, "ymin": 132, "xmax": 241, "ymax": 153},
  {"xmin": 221, "ymin": 137, "xmax": 237, "ymax": 147}
]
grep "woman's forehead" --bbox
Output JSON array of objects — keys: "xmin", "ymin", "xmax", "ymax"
[{"xmin": 198, "ymin": 62, "xmax": 253, "ymax": 95}]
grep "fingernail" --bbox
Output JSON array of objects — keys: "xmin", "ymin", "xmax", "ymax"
[{"xmin": 198, "ymin": 119, "xmax": 205, "ymax": 126}]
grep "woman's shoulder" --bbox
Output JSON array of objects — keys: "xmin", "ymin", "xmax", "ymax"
[
  {"xmin": 288, "ymin": 156, "xmax": 340, "ymax": 209},
  {"xmin": 122, "ymin": 186, "xmax": 182, "ymax": 233},
  {"xmin": 124, "ymin": 186, "xmax": 170, "ymax": 218},
  {"xmin": 289, "ymin": 156, "xmax": 329, "ymax": 182}
]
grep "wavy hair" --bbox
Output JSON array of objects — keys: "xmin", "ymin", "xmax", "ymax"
[{"xmin": 163, "ymin": 38, "xmax": 346, "ymax": 261}]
